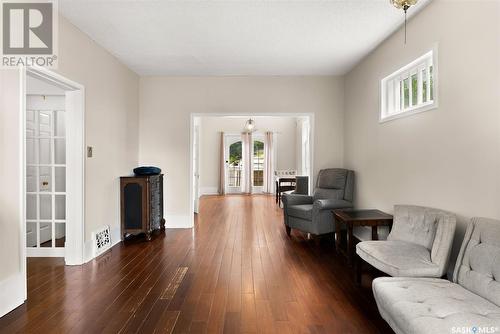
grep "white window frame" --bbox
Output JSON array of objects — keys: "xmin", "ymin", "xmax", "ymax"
[{"xmin": 380, "ymin": 47, "xmax": 438, "ymax": 123}]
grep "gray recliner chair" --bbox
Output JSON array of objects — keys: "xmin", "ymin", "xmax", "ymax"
[{"xmin": 282, "ymin": 168, "xmax": 354, "ymax": 236}]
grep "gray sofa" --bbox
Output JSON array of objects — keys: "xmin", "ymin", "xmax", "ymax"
[
  {"xmin": 282, "ymin": 168, "xmax": 354, "ymax": 236},
  {"xmin": 373, "ymin": 217, "xmax": 500, "ymax": 334},
  {"xmin": 357, "ymin": 205, "xmax": 456, "ymax": 277}
]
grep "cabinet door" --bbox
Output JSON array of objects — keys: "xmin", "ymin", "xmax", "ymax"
[{"xmin": 122, "ymin": 179, "xmax": 148, "ymax": 233}]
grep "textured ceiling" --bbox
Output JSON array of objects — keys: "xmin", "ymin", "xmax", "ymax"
[{"xmin": 59, "ymin": 0, "xmax": 430, "ymax": 76}]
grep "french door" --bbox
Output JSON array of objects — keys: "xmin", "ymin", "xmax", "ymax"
[
  {"xmin": 26, "ymin": 95, "xmax": 66, "ymax": 256},
  {"xmin": 224, "ymin": 135, "xmax": 243, "ymax": 194},
  {"xmin": 251, "ymin": 135, "xmax": 264, "ymax": 193},
  {"xmin": 224, "ymin": 134, "xmax": 265, "ymax": 194}
]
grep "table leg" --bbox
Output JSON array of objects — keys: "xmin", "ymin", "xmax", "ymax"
[
  {"xmin": 372, "ymin": 225, "xmax": 379, "ymax": 240},
  {"xmin": 275, "ymin": 181, "xmax": 279, "ymax": 204},
  {"xmin": 355, "ymin": 254, "xmax": 362, "ymax": 285},
  {"xmin": 347, "ymin": 224, "xmax": 354, "ymax": 265},
  {"xmin": 335, "ymin": 217, "xmax": 341, "ymax": 253}
]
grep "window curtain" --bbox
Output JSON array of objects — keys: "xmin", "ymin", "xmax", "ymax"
[
  {"xmin": 218, "ymin": 132, "xmax": 225, "ymax": 195},
  {"xmin": 263, "ymin": 131, "xmax": 274, "ymax": 194},
  {"xmin": 241, "ymin": 132, "xmax": 253, "ymax": 194}
]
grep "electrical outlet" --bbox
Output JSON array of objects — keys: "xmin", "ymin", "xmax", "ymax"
[{"xmin": 87, "ymin": 146, "xmax": 93, "ymax": 158}]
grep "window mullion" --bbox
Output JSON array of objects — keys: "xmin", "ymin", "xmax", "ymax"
[
  {"xmin": 417, "ymin": 65, "xmax": 423, "ymax": 105},
  {"xmin": 426, "ymin": 61, "xmax": 431, "ymax": 102},
  {"xmin": 400, "ymin": 77, "xmax": 404, "ymax": 110},
  {"xmin": 408, "ymin": 71, "xmax": 412, "ymax": 108}
]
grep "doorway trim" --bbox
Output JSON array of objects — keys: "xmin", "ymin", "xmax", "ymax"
[
  {"xmin": 21, "ymin": 66, "xmax": 85, "ymax": 267},
  {"xmin": 189, "ymin": 112, "xmax": 314, "ymax": 227}
]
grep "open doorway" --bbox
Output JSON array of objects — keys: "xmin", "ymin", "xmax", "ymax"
[
  {"xmin": 23, "ymin": 67, "xmax": 85, "ymax": 265},
  {"xmin": 190, "ymin": 114, "xmax": 313, "ymax": 219}
]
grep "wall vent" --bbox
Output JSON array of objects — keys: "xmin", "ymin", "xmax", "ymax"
[{"xmin": 93, "ymin": 225, "xmax": 111, "ymax": 257}]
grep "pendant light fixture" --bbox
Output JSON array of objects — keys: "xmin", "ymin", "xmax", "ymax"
[
  {"xmin": 390, "ymin": 0, "xmax": 418, "ymax": 44},
  {"xmin": 244, "ymin": 118, "xmax": 256, "ymax": 133}
]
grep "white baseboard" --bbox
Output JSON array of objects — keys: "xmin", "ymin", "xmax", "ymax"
[
  {"xmin": 199, "ymin": 186, "xmax": 219, "ymax": 196},
  {"xmin": 0, "ymin": 272, "xmax": 25, "ymax": 318},
  {"xmin": 27, "ymin": 247, "xmax": 65, "ymax": 257},
  {"xmin": 82, "ymin": 215, "xmax": 193, "ymax": 263},
  {"xmin": 165, "ymin": 214, "xmax": 194, "ymax": 228}
]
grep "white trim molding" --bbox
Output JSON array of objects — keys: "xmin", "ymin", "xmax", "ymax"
[
  {"xmin": 199, "ymin": 187, "xmax": 219, "ymax": 196},
  {"xmin": 23, "ymin": 67, "xmax": 86, "ymax": 266},
  {"xmin": 165, "ymin": 214, "xmax": 194, "ymax": 228}
]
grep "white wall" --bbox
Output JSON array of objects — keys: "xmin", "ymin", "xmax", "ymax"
[
  {"xmin": 139, "ymin": 76, "xmax": 344, "ymax": 227},
  {"xmin": 56, "ymin": 16, "xmax": 140, "ymax": 250},
  {"xmin": 0, "ymin": 69, "xmax": 23, "ymax": 285},
  {"xmin": 0, "ymin": 14, "xmax": 139, "ymax": 316},
  {"xmin": 344, "ymin": 0, "xmax": 500, "ymax": 268},
  {"xmin": 198, "ymin": 116, "xmax": 298, "ymax": 194}
]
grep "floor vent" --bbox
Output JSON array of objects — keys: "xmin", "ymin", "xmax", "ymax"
[{"xmin": 93, "ymin": 225, "xmax": 112, "ymax": 257}]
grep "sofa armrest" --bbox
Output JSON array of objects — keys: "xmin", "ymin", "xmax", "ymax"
[
  {"xmin": 282, "ymin": 194, "xmax": 313, "ymax": 207},
  {"xmin": 313, "ymin": 199, "xmax": 353, "ymax": 211}
]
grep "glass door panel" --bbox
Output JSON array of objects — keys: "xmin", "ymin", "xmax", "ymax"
[{"xmin": 26, "ymin": 103, "xmax": 66, "ymax": 252}]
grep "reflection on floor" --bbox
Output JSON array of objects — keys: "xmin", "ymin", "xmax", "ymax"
[
  {"xmin": 40, "ymin": 237, "xmax": 65, "ymax": 248},
  {"xmin": 0, "ymin": 195, "xmax": 390, "ymax": 333}
]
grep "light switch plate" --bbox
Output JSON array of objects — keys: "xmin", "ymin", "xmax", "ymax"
[{"xmin": 87, "ymin": 146, "xmax": 93, "ymax": 158}]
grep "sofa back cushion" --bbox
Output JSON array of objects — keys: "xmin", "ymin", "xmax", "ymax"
[
  {"xmin": 453, "ymin": 218, "xmax": 500, "ymax": 307},
  {"xmin": 313, "ymin": 169, "xmax": 355, "ymax": 202},
  {"xmin": 388, "ymin": 205, "xmax": 454, "ymax": 250},
  {"xmin": 317, "ymin": 169, "xmax": 348, "ymax": 189}
]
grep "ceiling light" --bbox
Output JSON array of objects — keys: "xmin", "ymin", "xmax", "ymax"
[
  {"xmin": 390, "ymin": 0, "xmax": 418, "ymax": 44},
  {"xmin": 244, "ymin": 119, "xmax": 255, "ymax": 133}
]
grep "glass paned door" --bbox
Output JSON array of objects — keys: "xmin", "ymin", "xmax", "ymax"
[
  {"xmin": 252, "ymin": 139, "xmax": 264, "ymax": 192},
  {"xmin": 225, "ymin": 136, "xmax": 243, "ymax": 194},
  {"xmin": 26, "ymin": 99, "xmax": 66, "ymax": 252}
]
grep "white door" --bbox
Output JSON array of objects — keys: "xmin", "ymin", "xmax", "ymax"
[
  {"xmin": 252, "ymin": 135, "xmax": 265, "ymax": 193},
  {"xmin": 224, "ymin": 135, "xmax": 243, "ymax": 194},
  {"xmin": 193, "ymin": 124, "xmax": 200, "ymax": 213},
  {"xmin": 26, "ymin": 95, "xmax": 66, "ymax": 257}
]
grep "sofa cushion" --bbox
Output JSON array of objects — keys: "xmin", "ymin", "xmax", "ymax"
[
  {"xmin": 388, "ymin": 205, "xmax": 454, "ymax": 251},
  {"xmin": 356, "ymin": 240, "xmax": 440, "ymax": 277},
  {"xmin": 454, "ymin": 218, "xmax": 500, "ymax": 307},
  {"xmin": 373, "ymin": 277, "xmax": 500, "ymax": 334},
  {"xmin": 286, "ymin": 204, "xmax": 313, "ymax": 221}
]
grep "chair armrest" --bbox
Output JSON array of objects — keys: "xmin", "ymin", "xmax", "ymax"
[
  {"xmin": 282, "ymin": 194, "xmax": 313, "ymax": 206},
  {"xmin": 313, "ymin": 199, "xmax": 353, "ymax": 211}
]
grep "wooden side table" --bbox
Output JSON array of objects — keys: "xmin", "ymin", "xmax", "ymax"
[{"xmin": 333, "ymin": 209, "xmax": 393, "ymax": 265}]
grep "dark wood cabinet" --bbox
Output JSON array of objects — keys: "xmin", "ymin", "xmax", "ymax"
[{"xmin": 120, "ymin": 174, "xmax": 165, "ymax": 240}]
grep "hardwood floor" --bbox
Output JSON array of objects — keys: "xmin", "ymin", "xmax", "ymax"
[{"xmin": 0, "ymin": 195, "xmax": 391, "ymax": 333}]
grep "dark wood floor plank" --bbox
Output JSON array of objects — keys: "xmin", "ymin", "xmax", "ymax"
[{"xmin": 0, "ymin": 195, "xmax": 392, "ymax": 334}]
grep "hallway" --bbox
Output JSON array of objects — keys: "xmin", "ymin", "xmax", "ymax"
[{"xmin": 0, "ymin": 195, "xmax": 390, "ymax": 333}]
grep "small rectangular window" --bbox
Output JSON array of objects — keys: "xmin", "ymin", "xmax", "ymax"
[{"xmin": 380, "ymin": 48, "xmax": 437, "ymax": 122}]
